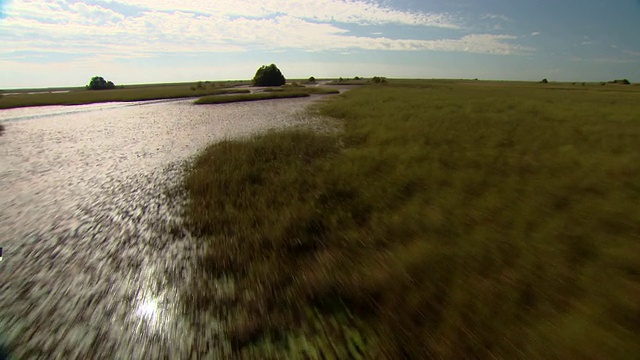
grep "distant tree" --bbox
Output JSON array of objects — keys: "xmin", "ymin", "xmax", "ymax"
[
  {"xmin": 372, "ymin": 76, "xmax": 387, "ymax": 84},
  {"xmin": 308, "ymin": 76, "xmax": 316, "ymax": 84},
  {"xmin": 252, "ymin": 64, "xmax": 286, "ymax": 86},
  {"xmin": 610, "ymin": 79, "xmax": 631, "ymax": 85},
  {"xmin": 354, "ymin": 76, "xmax": 361, "ymax": 80},
  {"xmin": 87, "ymin": 76, "xmax": 116, "ymax": 90},
  {"xmin": 540, "ymin": 78, "xmax": 548, "ymax": 84}
]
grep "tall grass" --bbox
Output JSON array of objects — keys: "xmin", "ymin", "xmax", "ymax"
[
  {"xmin": 0, "ymin": 85, "xmax": 249, "ymax": 109},
  {"xmin": 261, "ymin": 87, "xmax": 340, "ymax": 94},
  {"xmin": 194, "ymin": 92, "xmax": 310, "ymax": 104},
  {"xmin": 195, "ymin": 87, "xmax": 340, "ymax": 104},
  {"xmin": 185, "ymin": 80, "xmax": 640, "ymax": 358}
]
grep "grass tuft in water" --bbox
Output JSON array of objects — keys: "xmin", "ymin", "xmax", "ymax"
[{"xmin": 195, "ymin": 87, "xmax": 339, "ymax": 104}]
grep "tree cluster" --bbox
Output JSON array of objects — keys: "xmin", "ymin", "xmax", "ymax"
[
  {"xmin": 252, "ymin": 64, "xmax": 286, "ymax": 86},
  {"xmin": 87, "ymin": 76, "xmax": 116, "ymax": 90},
  {"xmin": 609, "ymin": 79, "xmax": 631, "ymax": 85}
]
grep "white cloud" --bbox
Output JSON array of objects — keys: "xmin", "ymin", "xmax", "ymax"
[
  {"xmin": 68, "ymin": 2, "xmax": 125, "ymax": 24},
  {"xmin": 569, "ymin": 56, "xmax": 636, "ymax": 64},
  {"xmin": 531, "ymin": 32, "xmax": 540, "ymax": 36},
  {"xmin": 0, "ymin": 1, "xmax": 530, "ymax": 57},
  {"xmin": 482, "ymin": 13, "xmax": 511, "ymax": 22},
  {"xmin": 110, "ymin": 0, "xmax": 462, "ymax": 28},
  {"xmin": 624, "ymin": 50, "xmax": 640, "ymax": 56},
  {"xmin": 0, "ymin": 0, "xmax": 533, "ymax": 87}
]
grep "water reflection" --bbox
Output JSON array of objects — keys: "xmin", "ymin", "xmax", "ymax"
[
  {"xmin": 134, "ymin": 293, "xmax": 171, "ymax": 339},
  {"xmin": 137, "ymin": 297, "xmax": 160, "ymax": 322},
  {"xmin": 0, "ymin": 96, "xmax": 323, "ymax": 358}
]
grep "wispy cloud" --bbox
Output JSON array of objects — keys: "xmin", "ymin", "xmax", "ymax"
[
  {"xmin": 570, "ymin": 56, "xmax": 637, "ymax": 64},
  {"xmin": 531, "ymin": 32, "xmax": 540, "ymax": 36},
  {"xmin": 482, "ymin": 13, "xmax": 511, "ymax": 22},
  {"xmin": 103, "ymin": 0, "xmax": 462, "ymax": 28},
  {"xmin": 0, "ymin": 0, "xmax": 530, "ymax": 57}
]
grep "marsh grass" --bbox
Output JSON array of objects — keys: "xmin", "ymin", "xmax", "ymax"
[
  {"xmin": 261, "ymin": 87, "xmax": 340, "ymax": 95},
  {"xmin": 326, "ymin": 79, "xmax": 370, "ymax": 85},
  {"xmin": 185, "ymin": 80, "xmax": 640, "ymax": 358},
  {"xmin": 195, "ymin": 87, "xmax": 339, "ymax": 104},
  {"xmin": 195, "ymin": 92, "xmax": 310, "ymax": 104},
  {"xmin": 0, "ymin": 85, "xmax": 250, "ymax": 109}
]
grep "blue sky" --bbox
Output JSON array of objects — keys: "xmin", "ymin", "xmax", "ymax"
[{"xmin": 1, "ymin": 0, "xmax": 639, "ymax": 88}]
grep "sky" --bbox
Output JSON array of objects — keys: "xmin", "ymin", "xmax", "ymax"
[{"xmin": 1, "ymin": 0, "xmax": 640, "ymax": 89}]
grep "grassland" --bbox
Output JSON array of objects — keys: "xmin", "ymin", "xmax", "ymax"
[
  {"xmin": 195, "ymin": 86, "xmax": 340, "ymax": 104},
  {"xmin": 185, "ymin": 80, "xmax": 640, "ymax": 358},
  {"xmin": 0, "ymin": 83, "xmax": 250, "ymax": 109}
]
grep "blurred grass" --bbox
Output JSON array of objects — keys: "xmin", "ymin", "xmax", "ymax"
[
  {"xmin": 185, "ymin": 80, "xmax": 640, "ymax": 358},
  {"xmin": 0, "ymin": 84, "xmax": 250, "ymax": 109}
]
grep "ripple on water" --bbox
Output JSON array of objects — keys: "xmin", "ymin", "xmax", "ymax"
[{"xmin": 0, "ymin": 97, "xmax": 324, "ymax": 358}]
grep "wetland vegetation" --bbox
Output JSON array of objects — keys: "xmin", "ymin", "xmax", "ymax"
[
  {"xmin": 185, "ymin": 79, "xmax": 640, "ymax": 358},
  {"xmin": 0, "ymin": 82, "xmax": 250, "ymax": 109},
  {"xmin": 195, "ymin": 87, "xmax": 340, "ymax": 105}
]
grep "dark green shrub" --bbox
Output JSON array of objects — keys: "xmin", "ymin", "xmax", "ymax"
[
  {"xmin": 252, "ymin": 64, "xmax": 286, "ymax": 86},
  {"xmin": 87, "ymin": 76, "xmax": 116, "ymax": 90},
  {"xmin": 610, "ymin": 79, "xmax": 631, "ymax": 85},
  {"xmin": 372, "ymin": 76, "xmax": 388, "ymax": 84}
]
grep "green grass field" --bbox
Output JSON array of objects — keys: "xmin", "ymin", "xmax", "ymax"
[
  {"xmin": 0, "ymin": 83, "xmax": 250, "ymax": 109},
  {"xmin": 185, "ymin": 80, "xmax": 640, "ymax": 358}
]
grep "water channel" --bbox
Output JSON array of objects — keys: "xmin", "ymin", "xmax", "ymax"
[{"xmin": 0, "ymin": 95, "xmax": 330, "ymax": 358}]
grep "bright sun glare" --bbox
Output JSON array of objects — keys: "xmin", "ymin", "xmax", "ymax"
[{"xmin": 136, "ymin": 297, "xmax": 159, "ymax": 323}]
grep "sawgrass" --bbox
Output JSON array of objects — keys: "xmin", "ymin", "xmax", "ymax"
[
  {"xmin": 195, "ymin": 87, "xmax": 339, "ymax": 104},
  {"xmin": 0, "ymin": 84, "xmax": 250, "ymax": 109},
  {"xmin": 194, "ymin": 91, "xmax": 310, "ymax": 104},
  {"xmin": 185, "ymin": 80, "xmax": 640, "ymax": 358}
]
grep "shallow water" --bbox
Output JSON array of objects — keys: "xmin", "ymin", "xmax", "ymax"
[{"xmin": 0, "ymin": 96, "xmax": 325, "ymax": 358}]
